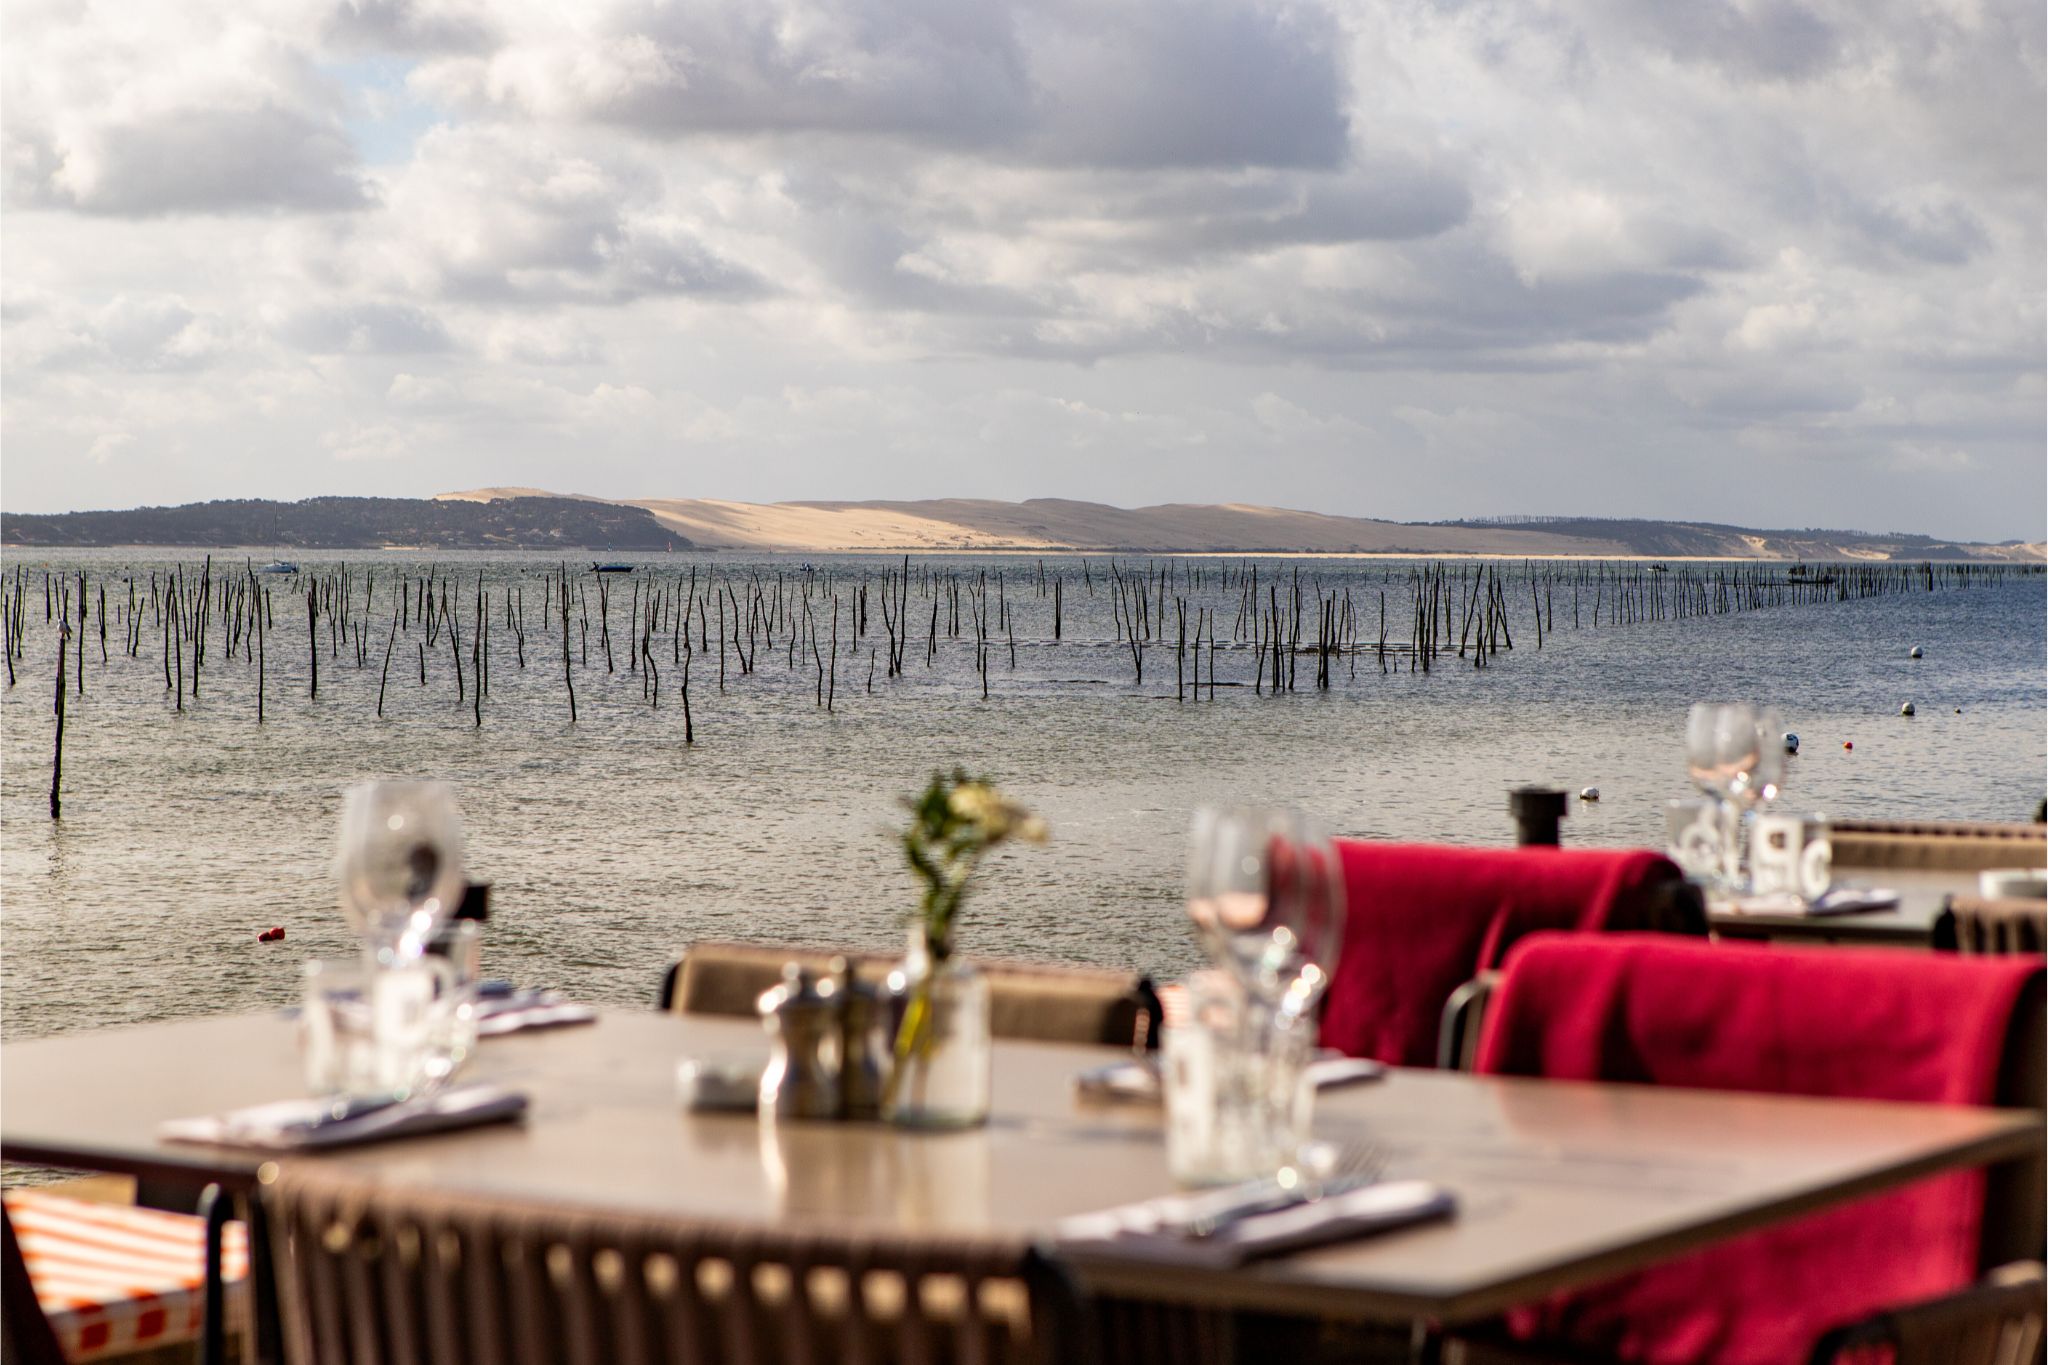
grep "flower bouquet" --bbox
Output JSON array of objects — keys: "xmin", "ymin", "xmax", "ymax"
[{"xmin": 884, "ymin": 769, "xmax": 1046, "ymax": 1127}]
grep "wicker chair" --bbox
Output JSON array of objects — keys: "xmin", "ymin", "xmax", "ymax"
[
  {"xmin": 659, "ymin": 941, "xmax": 1160, "ymax": 1052},
  {"xmin": 262, "ymin": 1166, "xmax": 1087, "ymax": 1365},
  {"xmin": 1936, "ymin": 897, "xmax": 2048, "ymax": 955},
  {"xmin": 1809, "ymin": 1262, "xmax": 2045, "ymax": 1365},
  {"xmin": 1829, "ymin": 820, "xmax": 2047, "ymax": 873}
]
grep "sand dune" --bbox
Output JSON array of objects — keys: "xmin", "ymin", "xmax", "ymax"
[
  {"xmin": 436, "ymin": 489, "xmax": 2044, "ymax": 560},
  {"xmin": 439, "ymin": 490, "xmax": 1632, "ymax": 555}
]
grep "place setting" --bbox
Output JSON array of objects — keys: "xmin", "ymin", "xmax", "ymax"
[
  {"xmin": 1057, "ymin": 806, "xmax": 1456, "ymax": 1270},
  {"xmin": 162, "ymin": 780, "xmax": 591, "ymax": 1153},
  {"xmin": 1670, "ymin": 702, "xmax": 1902, "ymax": 920}
]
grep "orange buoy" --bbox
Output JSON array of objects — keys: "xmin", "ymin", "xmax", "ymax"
[{"xmin": 1843, "ymin": 741, "xmax": 1853, "ymax": 751}]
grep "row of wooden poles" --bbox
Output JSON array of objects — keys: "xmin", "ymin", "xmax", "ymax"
[{"xmin": 2, "ymin": 556, "xmax": 2032, "ymax": 820}]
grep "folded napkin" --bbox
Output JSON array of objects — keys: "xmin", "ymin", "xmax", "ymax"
[
  {"xmin": 1724, "ymin": 886, "xmax": 1900, "ymax": 917},
  {"xmin": 474, "ymin": 989, "xmax": 597, "ymax": 1037},
  {"xmin": 160, "ymin": 1084, "xmax": 528, "ymax": 1151},
  {"xmin": 1072, "ymin": 1053, "xmax": 1385, "ymax": 1105},
  {"xmin": 1055, "ymin": 1178, "xmax": 1455, "ymax": 1269}
]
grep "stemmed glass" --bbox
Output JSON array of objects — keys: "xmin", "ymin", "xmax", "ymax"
[
  {"xmin": 1684, "ymin": 705, "xmax": 1784, "ymax": 891},
  {"xmin": 335, "ymin": 781, "xmax": 466, "ymax": 964},
  {"xmin": 1184, "ymin": 807, "xmax": 1346, "ymax": 1023},
  {"xmin": 1179, "ymin": 807, "xmax": 1345, "ymax": 1182}
]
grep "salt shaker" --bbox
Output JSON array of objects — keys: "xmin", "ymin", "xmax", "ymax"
[
  {"xmin": 758, "ymin": 964, "xmax": 843, "ymax": 1120},
  {"xmin": 831, "ymin": 956, "xmax": 890, "ymax": 1121}
]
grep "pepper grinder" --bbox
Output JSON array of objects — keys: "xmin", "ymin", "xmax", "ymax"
[
  {"xmin": 757, "ymin": 964, "xmax": 843, "ymax": 1120},
  {"xmin": 831, "ymin": 956, "xmax": 889, "ymax": 1121}
]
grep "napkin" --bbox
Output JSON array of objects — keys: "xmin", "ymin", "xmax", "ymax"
[
  {"xmin": 474, "ymin": 989, "xmax": 597, "ymax": 1037},
  {"xmin": 1054, "ymin": 1178, "xmax": 1454, "ymax": 1269},
  {"xmin": 1072, "ymin": 1054, "xmax": 1385, "ymax": 1105},
  {"xmin": 1724, "ymin": 886, "xmax": 1900, "ymax": 918},
  {"xmin": 160, "ymin": 1084, "xmax": 528, "ymax": 1151}
]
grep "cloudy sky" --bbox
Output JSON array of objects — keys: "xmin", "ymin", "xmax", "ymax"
[{"xmin": 3, "ymin": 0, "xmax": 2042, "ymax": 540}]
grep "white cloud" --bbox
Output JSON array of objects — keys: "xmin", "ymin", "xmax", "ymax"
[
  {"xmin": 0, "ymin": 0, "xmax": 2040, "ymax": 539},
  {"xmin": 324, "ymin": 423, "xmax": 411, "ymax": 460}
]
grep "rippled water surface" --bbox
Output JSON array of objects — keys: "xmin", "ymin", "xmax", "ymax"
[{"xmin": 3, "ymin": 551, "xmax": 2041, "ymax": 1042}]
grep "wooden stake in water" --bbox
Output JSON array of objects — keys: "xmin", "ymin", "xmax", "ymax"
[{"xmin": 51, "ymin": 613, "xmax": 68, "ymax": 820}]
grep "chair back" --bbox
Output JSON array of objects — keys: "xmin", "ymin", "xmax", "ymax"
[
  {"xmin": 2, "ymin": 1204, "xmax": 65, "ymax": 1365},
  {"xmin": 664, "ymin": 941, "xmax": 1158, "ymax": 1051},
  {"xmin": 264, "ymin": 1167, "xmax": 1086, "ymax": 1365},
  {"xmin": 1475, "ymin": 935, "xmax": 2045, "ymax": 1365},
  {"xmin": 1809, "ymin": 1262, "xmax": 2046, "ymax": 1365},
  {"xmin": 1936, "ymin": 897, "xmax": 2048, "ymax": 955},
  {"xmin": 1830, "ymin": 820, "xmax": 2047, "ymax": 873},
  {"xmin": 1319, "ymin": 842, "xmax": 1702, "ymax": 1066}
]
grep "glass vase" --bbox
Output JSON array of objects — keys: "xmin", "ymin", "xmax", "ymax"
[{"xmin": 883, "ymin": 929, "xmax": 992, "ymax": 1129}]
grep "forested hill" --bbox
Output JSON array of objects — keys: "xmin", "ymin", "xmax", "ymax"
[{"xmin": 1, "ymin": 497, "xmax": 684, "ymax": 550}]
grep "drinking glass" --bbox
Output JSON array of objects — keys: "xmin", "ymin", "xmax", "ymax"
[
  {"xmin": 1685, "ymin": 704, "xmax": 1787, "ymax": 891},
  {"xmin": 336, "ymin": 781, "xmax": 466, "ymax": 963},
  {"xmin": 1184, "ymin": 807, "xmax": 1346, "ymax": 1022},
  {"xmin": 1162, "ymin": 974, "xmax": 1314, "ymax": 1185},
  {"xmin": 1685, "ymin": 704, "xmax": 1756, "ymax": 887}
]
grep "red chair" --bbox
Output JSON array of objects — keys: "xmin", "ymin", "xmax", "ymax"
[
  {"xmin": 1317, "ymin": 842, "xmax": 1701, "ymax": 1067},
  {"xmin": 1469, "ymin": 934, "xmax": 2045, "ymax": 1365}
]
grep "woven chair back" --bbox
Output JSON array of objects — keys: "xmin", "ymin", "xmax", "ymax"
[
  {"xmin": 264, "ymin": 1168, "xmax": 1084, "ymax": 1365},
  {"xmin": 665, "ymin": 941, "xmax": 1156, "ymax": 1051},
  {"xmin": 1829, "ymin": 820, "xmax": 2047, "ymax": 873}
]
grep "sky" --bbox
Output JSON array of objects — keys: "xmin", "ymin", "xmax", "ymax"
[{"xmin": 2, "ymin": 0, "xmax": 2043, "ymax": 541}]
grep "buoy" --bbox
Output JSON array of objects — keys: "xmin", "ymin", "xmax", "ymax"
[
  {"xmin": 1955, "ymin": 707, "xmax": 1962, "ymax": 714},
  {"xmin": 1909, "ymin": 646, "xmax": 1923, "ymax": 659},
  {"xmin": 271, "ymin": 926, "xmax": 285, "ymax": 941},
  {"xmin": 1783, "ymin": 732, "xmax": 1800, "ymax": 754},
  {"xmin": 1844, "ymin": 741, "xmax": 1854, "ymax": 751},
  {"xmin": 256, "ymin": 926, "xmax": 285, "ymax": 942},
  {"xmin": 1580, "ymin": 787, "xmax": 1600, "ymax": 802},
  {"xmin": 1900, "ymin": 701, "xmax": 1915, "ymax": 717}
]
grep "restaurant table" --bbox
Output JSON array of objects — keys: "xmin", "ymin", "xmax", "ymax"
[
  {"xmin": 3, "ymin": 1009, "xmax": 2039, "ymax": 1328},
  {"xmin": 1706, "ymin": 866, "xmax": 1983, "ymax": 947}
]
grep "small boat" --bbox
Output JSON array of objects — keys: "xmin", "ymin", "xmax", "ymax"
[
  {"xmin": 593, "ymin": 562, "xmax": 634, "ymax": 574},
  {"xmin": 255, "ymin": 561, "xmax": 300, "ymax": 575}
]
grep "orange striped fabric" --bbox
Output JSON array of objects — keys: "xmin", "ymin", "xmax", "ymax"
[{"xmin": 4, "ymin": 1190, "xmax": 249, "ymax": 1362}]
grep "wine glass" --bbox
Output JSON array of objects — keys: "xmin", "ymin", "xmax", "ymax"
[
  {"xmin": 336, "ymin": 781, "xmax": 466, "ymax": 963},
  {"xmin": 1184, "ymin": 807, "xmax": 1346, "ymax": 1022},
  {"xmin": 1728, "ymin": 707, "xmax": 1786, "ymax": 815},
  {"xmin": 1686, "ymin": 704, "xmax": 1756, "ymax": 888}
]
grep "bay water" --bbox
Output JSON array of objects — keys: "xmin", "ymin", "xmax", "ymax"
[{"xmin": 3, "ymin": 551, "xmax": 2041, "ymax": 1044}]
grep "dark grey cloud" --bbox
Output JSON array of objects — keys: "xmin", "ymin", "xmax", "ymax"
[
  {"xmin": 1606, "ymin": 0, "xmax": 1841, "ymax": 82},
  {"xmin": 274, "ymin": 302, "xmax": 453, "ymax": 353},
  {"xmin": 1052, "ymin": 162, "xmax": 1472, "ymax": 266},
  {"xmin": 1843, "ymin": 194, "xmax": 1991, "ymax": 267},
  {"xmin": 420, "ymin": 0, "xmax": 1348, "ymax": 170},
  {"xmin": 324, "ymin": 0, "xmax": 498, "ymax": 55},
  {"xmin": 28, "ymin": 105, "xmax": 373, "ymax": 216},
  {"xmin": 1017, "ymin": 0, "xmax": 1349, "ymax": 168}
]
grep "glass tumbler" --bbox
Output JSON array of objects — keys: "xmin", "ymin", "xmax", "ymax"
[{"xmin": 1162, "ymin": 977, "xmax": 1315, "ymax": 1186}]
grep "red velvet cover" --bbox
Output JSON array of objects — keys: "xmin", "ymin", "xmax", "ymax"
[
  {"xmin": 1475, "ymin": 934, "xmax": 2043, "ymax": 1365},
  {"xmin": 1316, "ymin": 841, "xmax": 1684, "ymax": 1065}
]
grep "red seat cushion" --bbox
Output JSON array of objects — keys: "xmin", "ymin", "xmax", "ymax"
[
  {"xmin": 4, "ymin": 1191, "xmax": 248, "ymax": 1363},
  {"xmin": 1317, "ymin": 841, "xmax": 1685, "ymax": 1065},
  {"xmin": 1475, "ymin": 934, "xmax": 2044, "ymax": 1365}
]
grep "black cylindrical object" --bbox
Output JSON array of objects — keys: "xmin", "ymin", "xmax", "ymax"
[
  {"xmin": 1510, "ymin": 787, "xmax": 1569, "ymax": 846},
  {"xmin": 455, "ymin": 881, "xmax": 491, "ymax": 921}
]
